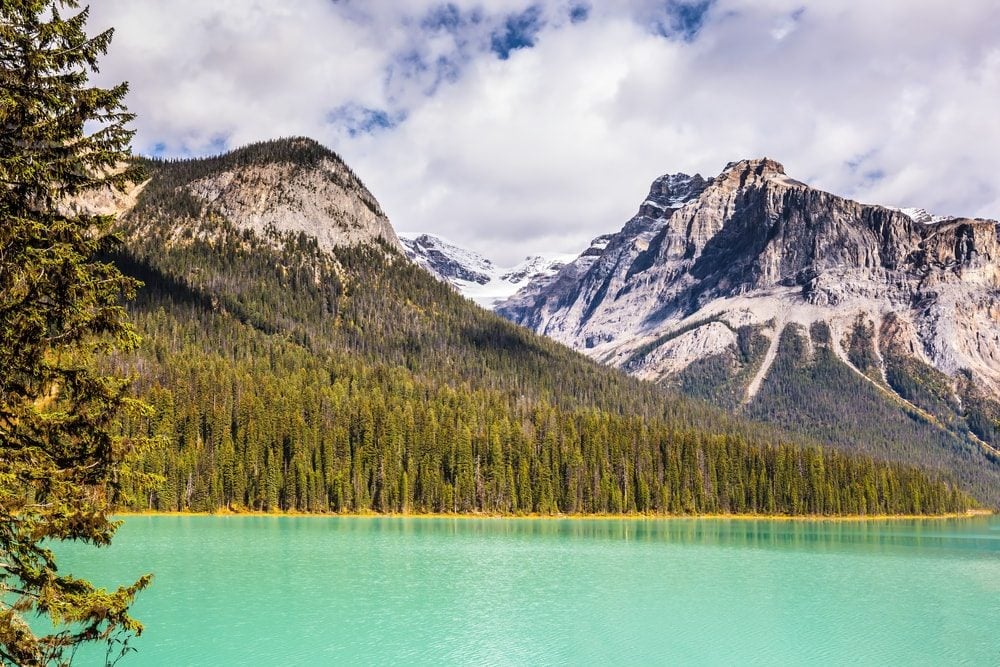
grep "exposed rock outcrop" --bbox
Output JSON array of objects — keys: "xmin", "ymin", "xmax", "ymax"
[
  {"xmin": 120, "ymin": 137, "xmax": 403, "ymax": 254},
  {"xmin": 185, "ymin": 150, "xmax": 402, "ymax": 253},
  {"xmin": 497, "ymin": 158, "xmax": 1000, "ymax": 404}
]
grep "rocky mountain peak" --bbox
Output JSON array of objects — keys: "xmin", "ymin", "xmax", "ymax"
[
  {"xmin": 722, "ymin": 157, "xmax": 786, "ymax": 175},
  {"xmin": 636, "ymin": 172, "xmax": 711, "ymax": 219},
  {"xmin": 124, "ymin": 137, "xmax": 403, "ymax": 254},
  {"xmin": 400, "ymin": 232, "xmax": 573, "ymax": 307},
  {"xmin": 497, "ymin": 157, "xmax": 1000, "ymax": 406},
  {"xmin": 400, "ymin": 233, "xmax": 495, "ymax": 284},
  {"xmin": 714, "ymin": 157, "xmax": 802, "ymax": 193}
]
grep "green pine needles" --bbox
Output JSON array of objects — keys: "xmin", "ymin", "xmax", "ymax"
[{"xmin": 1, "ymin": 1, "xmax": 151, "ymax": 664}]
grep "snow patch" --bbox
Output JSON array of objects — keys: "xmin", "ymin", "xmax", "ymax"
[
  {"xmin": 890, "ymin": 206, "xmax": 953, "ymax": 224},
  {"xmin": 400, "ymin": 232, "xmax": 575, "ymax": 308}
]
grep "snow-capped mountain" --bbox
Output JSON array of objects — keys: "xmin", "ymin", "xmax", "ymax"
[
  {"xmin": 496, "ymin": 158, "xmax": 1000, "ymax": 479},
  {"xmin": 890, "ymin": 206, "xmax": 952, "ymax": 225},
  {"xmin": 399, "ymin": 232, "xmax": 575, "ymax": 307}
]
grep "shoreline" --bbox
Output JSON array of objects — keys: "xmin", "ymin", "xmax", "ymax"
[{"xmin": 112, "ymin": 508, "xmax": 994, "ymax": 522}]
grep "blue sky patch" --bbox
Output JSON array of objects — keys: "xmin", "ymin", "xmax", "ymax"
[
  {"xmin": 418, "ymin": 3, "xmax": 484, "ymax": 36},
  {"xmin": 569, "ymin": 4, "xmax": 589, "ymax": 24},
  {"xmin": 651, "ymin": 0, "xmax": 714, "ymax": 41},
  {"xmin": 144, "ymin": 134, "xmax": 229, "ymax": 160},
  {"xmin": 327, "ymin": 104, "xmax": 404, "ymax": 137},
  {"xmin": 491, "ymin": 5, "xmax": 545, "ymax": 60}
]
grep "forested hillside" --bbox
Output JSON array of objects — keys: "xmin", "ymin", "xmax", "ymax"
[
  {"xmin": 745, "ymin": 323, "xmax": 1000, "ymax": 503},
  {"xmin": 496, "ymin": 158, "xmax": 1000, "ymax": 504},
  {"xmin": 667, "ymin": 319, "xmax": 1000, "ymax": 503},
  {"xmin": 105, "ymin": 139, "xmax": 976, "ymax": 515}
]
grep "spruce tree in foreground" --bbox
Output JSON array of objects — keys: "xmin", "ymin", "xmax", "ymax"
[{"xmin": 0, "ymin": 1, "xmax": 151, "ymax": 664}]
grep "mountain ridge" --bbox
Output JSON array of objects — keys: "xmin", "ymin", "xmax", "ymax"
[
  {"xmin": 80, "ymin": 137, "xmax": 979, "ymax": 512},
  {"xmin": 498, "ymin": 156, "xmax": 999, "ymax": 390},
  {"xmin": 494, "ymin": 156, "xmax": 1000, "ymax": 499},
  {"xmin": 129, "ymin": 137, "xmax": 403, "ymax": 254}
]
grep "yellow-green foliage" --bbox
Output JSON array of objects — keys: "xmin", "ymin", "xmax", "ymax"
[{"xmin": 0, "ymin": 2, "xmax": 151, "ymax": 663}]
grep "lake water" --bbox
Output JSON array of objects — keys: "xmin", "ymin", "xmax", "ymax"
[{"xmin": 58, "ymin": 515, "xmax": 1000, "ymax": 665}]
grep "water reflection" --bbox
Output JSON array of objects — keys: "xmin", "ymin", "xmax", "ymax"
[{"xmin": 190, "ymin": 514, "xmax": 1000, "ymax": 560}]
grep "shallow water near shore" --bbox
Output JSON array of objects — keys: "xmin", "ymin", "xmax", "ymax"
[{"xmin": 59, "ymin": 515, "xmax": 1000, "ymax": 665}]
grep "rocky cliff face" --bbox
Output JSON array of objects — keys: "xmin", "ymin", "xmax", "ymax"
[
  {"xmin": 113, "ymin": 137, "xmax": 402, "ymax": 254},
  {"xmin": 498, "ymin": 158, "xmax": 1000, "ymax": 449},
  {"xmin": 184, "ymin": 146, "xmax": 401, "ymax": 253}
]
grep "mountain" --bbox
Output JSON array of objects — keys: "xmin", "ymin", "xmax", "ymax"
[
  {"xmin": 399, "ymin": 232, "xmax": 573, "ymax": 307},
  {"xmin": 497, "ymin": 158, "xmax": 1000, "ymax": 500},
  {"xmin": 117, "ymin": 136, "xmax": 402, "ymax": 253},
  {"xmin": 78, "ymin": 137, "xmax": 973, "ymax": 514}
]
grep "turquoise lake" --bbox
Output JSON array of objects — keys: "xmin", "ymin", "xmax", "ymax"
[{"xmin": 58, "ymin": 515, "xmax": 1000, "ymax": 665}]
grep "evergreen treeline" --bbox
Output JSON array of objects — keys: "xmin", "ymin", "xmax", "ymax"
[
  {"xmin": 115, "ymin": 338, "xmax": 971, "ymax": 515},
  {"xmin": 673, "ymin": 324, "xmax": 771, "ymax": 408},
  {"xmin": 747, "ymin": 322, "xmax": 1000, "ymax": 504},
  {"xmin": 105, "ymin": 141, "xmax": 976, "ymax": 515},
  {"xmin": 647, "ymin": 311, "xmax": 1000, "ymax": 505}
]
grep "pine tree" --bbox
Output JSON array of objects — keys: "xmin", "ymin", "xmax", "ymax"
[{"xmin": 0, "ymin": 2, "xmax": 151, "ymax": 663}]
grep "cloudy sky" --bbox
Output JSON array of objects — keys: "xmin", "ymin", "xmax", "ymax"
[{"xmin": 89, "ymin": 1, "xmax": 1000, "ymax": 264}]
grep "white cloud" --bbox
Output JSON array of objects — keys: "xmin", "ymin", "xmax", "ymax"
[{"xmin": 89, "ymin": 0, "xmax": 1000, "ymax": 264}]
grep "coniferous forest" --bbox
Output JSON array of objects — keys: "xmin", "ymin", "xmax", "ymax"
[
  {"xmin": 5, "ymin": 5, "xmax": 999, "ymax": 665},
  {"xmin": 102, "ymin": 140, "xmax": 976, "ymax": 516}
]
